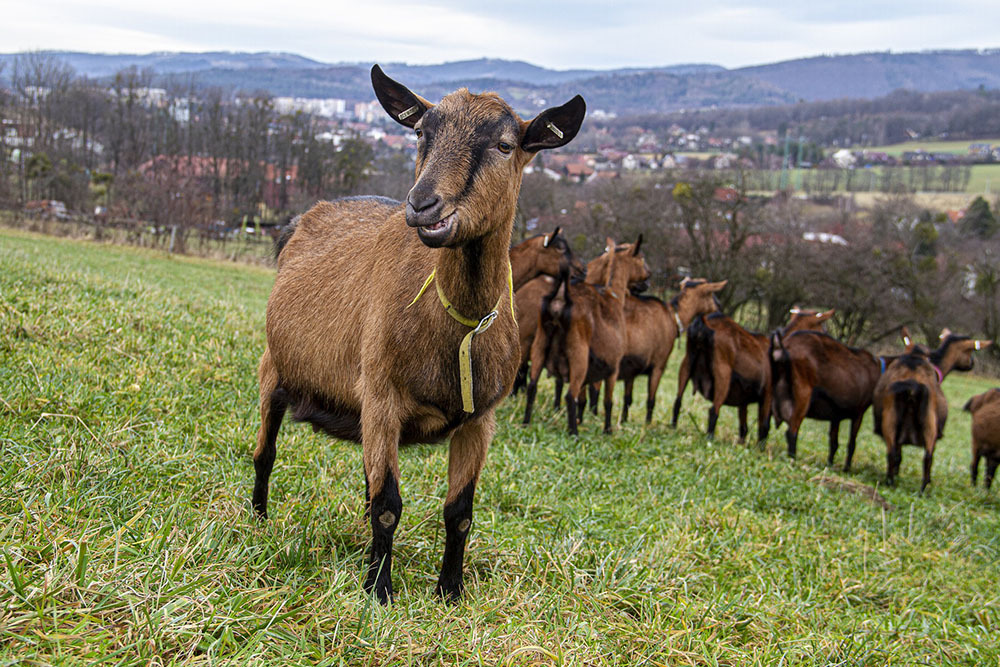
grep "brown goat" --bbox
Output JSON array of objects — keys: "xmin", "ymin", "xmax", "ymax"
[
  {"xmin": 964, "ymin": 388, "xmax": 1000, "ymax": 489},
  {"xmin": 773, "ymin": 330, "xmax": 988, "ymax": 473},
  {"xmin": 872, "ymin": 333, "xmax": 990, "ymax": 491},
  {"xmin": 578, "ymin": 273, "xmax": 726, "ymax": 424},
  {"xmin": 669, "ymin": 300, "xmax": 823, "ymax": 443},
  {"xmin": 522, "ymin": 237, "xmax": 651, "ymax": 434},
  {"xmin": 770, "ymin": 331, "xmax": 885, "ymax": 467},
  {"xmin": 510, "ymin": 230, "xmax": 587, "ymax": 398},
  {"xmin": 253, "ymin": 65, "xmax": 585, "ymax": 603}
]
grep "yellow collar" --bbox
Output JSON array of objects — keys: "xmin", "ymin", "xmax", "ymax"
[{"xmin": 407, "ymin": 262, "xmax": 515, "ymax": 413}]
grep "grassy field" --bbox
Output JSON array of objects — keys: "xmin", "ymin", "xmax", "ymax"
[
  {"xmin": 851, "ymin": 139, "xmax": 1000, "ymax": 158},
  {"xmin": 2, "ymin": 228, "xmax": 1000, "ymax": 665}
]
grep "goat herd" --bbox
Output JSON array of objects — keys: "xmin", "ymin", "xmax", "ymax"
[
  {"xmin": 509, "ymin": 227, "xmax": 998, "ymax": 498},
  {"xmin": 249, "ymin": 66, "xmax": 1000, "ymax": 603}
]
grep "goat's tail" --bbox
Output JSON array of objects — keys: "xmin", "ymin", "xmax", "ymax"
[
  {"xmin": 769, "ymin": 331, "xmax": 793, "ymax": 423},
  {"xmin": 890, "ymin": 379, "xmax": 929, "ymax": 445},
  {"xmin": 549, "ymin": 264, "xmax": 571, "ymax": 306},
  {"xmin": 274, "ymin": 214, "xmax": 301, "ymax": 260},
  {"xmin": 686, "ymin": 315, "xmax": 715, "ymax": 397}
]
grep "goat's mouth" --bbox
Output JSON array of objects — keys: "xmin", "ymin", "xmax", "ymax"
[
  {"xmin": 630, "ymin": 280, "xmax": 650, "ymax": 295},
  {"xmin": 415, "ymin": 211, "xmax": 457, "ymax": 247}
]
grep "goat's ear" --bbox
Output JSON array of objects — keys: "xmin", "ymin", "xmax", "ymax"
[
  {"xmin": 938, "ymin": 327, "xmax": 952, "ymax": 341},
  {"xmin": 371, "ymin": 64, "xmax": 430, "ymax": 129},
  {"xmin": 975, "ymin": 339, "xmax": 993, "ymax": 351},
  {"xmin": 707, "ymin": 280, "xmax": 728, "ymax": 292},
  {"xmin": 818, "ymin": 308, "xmax": 835, "ymax": 321},
  {"xmin": 789, "ymin": 306, "xmax": 801, "ymax": 315},
  {"xmin": 543, "ymin": 226, "xmax": 561, "ymax": 247},
  {"xmin": 521, "ymin": 95, "xmax": 586, "ymax": 152},
  {"xmin": 633, "ymin": 234, "xmax": 643, "ymax": 255},
  {"xmin": 900, "ymin": 326, "xmax": 914, "ymax": 350},
  {"xmin": 679, "ymin": 277, "xmax": 692, "ymax": 288}
]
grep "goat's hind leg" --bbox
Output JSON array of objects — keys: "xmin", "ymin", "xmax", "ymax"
[
  {"xmin": 437, "ymin": 413, "xmax": 493, "ymax": 601},
  {"xmin": 253, "ymin": 349, "xmax": 288, "ymax": 519}
]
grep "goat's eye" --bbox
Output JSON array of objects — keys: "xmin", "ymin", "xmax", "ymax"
[
  {"xmin": 497, "ymin": 141, "xmax": 514, "ymax": 154},
  {"xmin": 415, "ymin": 129, "xmax": 423, "ymax": 139}
]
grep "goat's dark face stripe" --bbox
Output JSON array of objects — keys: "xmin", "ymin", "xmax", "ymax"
[{"xmin": 459, "ymin": 116, "xmax": 517, "ymax": 200}]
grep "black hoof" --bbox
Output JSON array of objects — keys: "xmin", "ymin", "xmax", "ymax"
[
  {"xmin": 435, "ymin": 580, "xmax": 463, "ymax": 603},
  {"xmin": 364, "ymin": 580, "xmax": 393, "ymax": 605}
]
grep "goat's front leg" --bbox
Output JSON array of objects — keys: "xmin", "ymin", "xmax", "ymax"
[
  {"xmin": 253, "ymin": 349, "xmax": 287, "ymax": 519},
  {"xmin": 437, "ymin": 412, "xmax": 493, "ymax": 601},
  {"xmin": 361, "ymin": 394, "xmax": 403, "ymax": 605}
]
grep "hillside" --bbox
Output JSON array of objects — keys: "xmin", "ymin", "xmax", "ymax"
[
  {"xmin": 2, "ymin": 48, "xmax": 1000, "ymax": 115},
  {"xmin": 739, "ymin": 49, "xmax": 1000, "ymax": 101},
  {"xmin": 2, "ymin": 227, "xmax": 1000, "ymax": 664}
]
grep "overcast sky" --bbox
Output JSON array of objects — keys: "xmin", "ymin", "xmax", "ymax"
[{"xmin": 3, "ymin": 0, "xmax": 999, "ymax": 70}]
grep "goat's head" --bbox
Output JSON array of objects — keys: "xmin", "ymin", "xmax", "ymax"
[
  {"xmin": 372, "ymin": 65, "xmax": 585, "ymax": 248},
  {"xmin": 936, "ymin": 333, "xmax": 992, "ymax": 372},
  {"xmin": 588, "ymin": 234, "xmax": 650, "ymax": 292},
  {"xmin": 532, "ymin": 227, "xmax": 586, "ymax": 280},
  {"xmin": 671, "ymin": 278, "xmax": 726, "ymax": 323},
  {"xmin": 785, "ymin": 307, "xmax": 834, "ymax": 334}
]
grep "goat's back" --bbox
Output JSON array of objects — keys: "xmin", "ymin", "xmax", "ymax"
[
  {"xmin": 774, "ymin": 331, "xmax": 881, "ymax": 418},
  {"xmin": 966, "ymin": 389, "xmax": 1000, "ymax": 456},
  {"xmin": 622, "ymin": 295, "xmax": 674, "ymax": 366}
]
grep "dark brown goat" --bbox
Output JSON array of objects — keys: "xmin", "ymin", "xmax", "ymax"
[
  {"xmin": 253, "ymin": 65, "xmax": 585, "ymax": 603},
  {"xmin": 522, "ymin": 237, "xmax": 651, "ymax": 434},
  {"xmin": 670, "ymin": 311, "xmax": 773, "ymax": 443},
  {"xmin": 964, "ymin": 388, "xmax": 1000, "ymax": 489},
  {"xmin": 773, "ymin": 330, "xmax": 989, "ymax": 471},
  {"xmin": 510, "ymin": 231, "xmax": 587, "ymax": 398},
  {"xmin": 872, "ymin": 334, "xmax": 991, "ymax": 491}
]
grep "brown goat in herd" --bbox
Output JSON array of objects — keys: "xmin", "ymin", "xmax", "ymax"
[
  {"xmin": 511, "ymin": 231, "xmax": 587, "ymax": 401},
  {"xmin": 253, "ymin": 65, "xmax": 585, "ymax": 603},
  {"xmin": 964, "ymin": 388, "xmax": 1000, "ymax": 489},
  {"xmin": 522, "ymin": 238, "xmax": 651, "ymax": 434},
  {"xmin": 670, "ymin": 303, "xmax": 830, "ymax": 443},
  {"xmin": 872, "ymin": 333, "xmax": 990, "ymax": 491},
  {"xmin": 770, "ymin": 327, "xmax": 890, "ymax": 468},
  {"xmin": 576, "ymin": 272, "xmax": 728, "ymax": 424}
]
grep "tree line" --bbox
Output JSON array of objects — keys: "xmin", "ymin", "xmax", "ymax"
[
  {"xmin": 515, "ymin": 168, "xmax": 1000, "ymax": 356},
  {"xmin": 0, "ymin": 53, "xmax": 401, "ymax": 251}
]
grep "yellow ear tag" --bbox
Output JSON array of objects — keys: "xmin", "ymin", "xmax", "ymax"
[{"xmin": 546, "ymin": 121, "xmax": 564, "ymax": 139}]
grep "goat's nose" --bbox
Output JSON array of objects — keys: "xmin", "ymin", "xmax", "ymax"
[{"xmin": 407, "ymin": 192, "xmax": 440, "ymax": 213}]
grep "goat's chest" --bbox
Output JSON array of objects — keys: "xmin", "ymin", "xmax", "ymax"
[{"xmin": 390, "ymin": 317, "xmax": 519, "ymax": 422}]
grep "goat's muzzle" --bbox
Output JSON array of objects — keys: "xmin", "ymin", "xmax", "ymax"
[
  {"xmin": 406, "ymin": 192, "xmax": 457, "ymax": 247},
  {"xmin": 629, "ymin": 280, "xmax": 650, "ymax": 295}
]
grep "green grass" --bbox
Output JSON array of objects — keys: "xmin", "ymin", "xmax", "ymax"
[
  {"xmin": 3, "ymin": 228, "xmax": 1000, "ymax": 665},
  {"xmin": 850, "ymin": 138, "xmax": 1000, "ymax": 158}
]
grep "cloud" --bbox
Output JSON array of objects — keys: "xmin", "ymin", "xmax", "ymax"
[{"xmin": 1, "ymin": 0, "xmax": 999, "ymax": 70}]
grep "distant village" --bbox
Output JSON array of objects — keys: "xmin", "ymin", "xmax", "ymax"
[{"xmin": 4, "ymin": 85, "xmax": 1000, "ymax": 187}]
